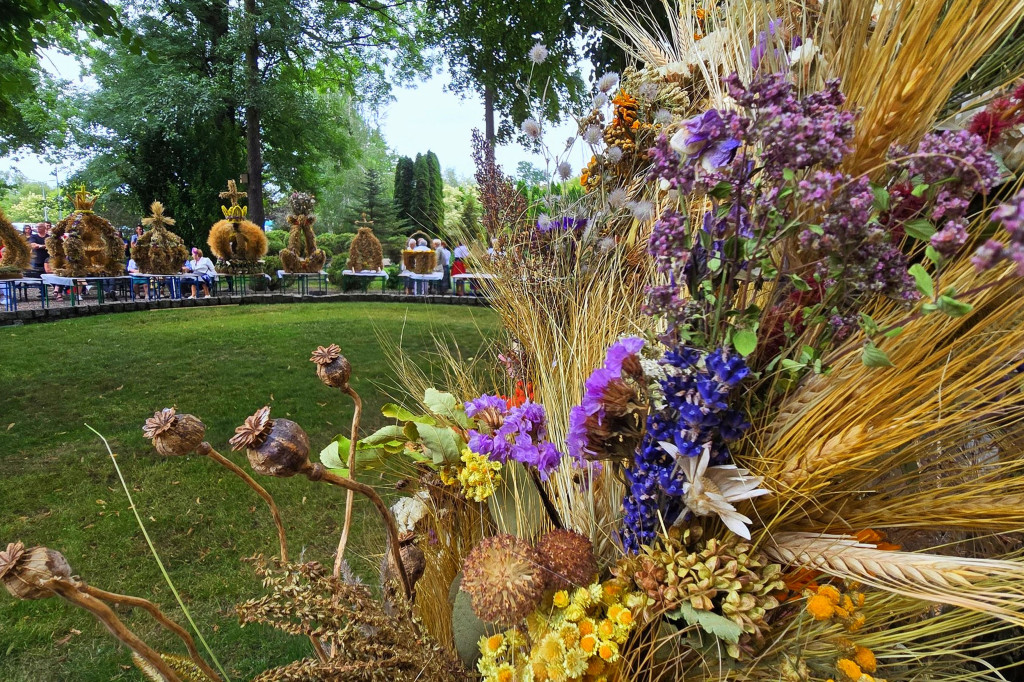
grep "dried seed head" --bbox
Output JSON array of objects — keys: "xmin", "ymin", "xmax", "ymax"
[
  {"xmin": 142, "ymin": 408, "xmax": 206, "ymax": 456},
  {"xmin": 310, "ymin": 344, "xmax": 351, "ymax": 389},
  {"xmin": 461, "ymin": 534, "xmax": 545, "ymax": 625},
  {"xmin": 535, "ymin": 529, "xmax": 598, "ymax": 591},
  {"xmin": 1, "ymin": 542, "xmax": 73, "ymax": 600},
  {"xmin": 232, "ymin": 406, "xmax": 311, "ymax": 478}
]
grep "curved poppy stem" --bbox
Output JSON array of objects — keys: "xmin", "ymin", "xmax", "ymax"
[
  {"xmin": 80, "ymin": 584, "xmax": 222, "ymax": 682},
  {"xmin": 333, "ymin": 385, "xmax": 362, "ymax": 578},
  {"xmin": 197, "ymin": 442, "xmax": 288, "ymax": 563}
]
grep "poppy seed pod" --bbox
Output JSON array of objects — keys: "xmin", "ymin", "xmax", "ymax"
[
  {"xmin": 229, "ymin": 406, "xmax": 311, "ymax": 477},
  {"xmin": 0, "ymin": 541, "xmax": 73, "ymax": 600},
  {"xmin": 310, "ymin": 344, "xmax": 351, "ymax": 389},
  {"xmin": 142, "ymin": 407, "xmax": 206, "ymax": 456}
]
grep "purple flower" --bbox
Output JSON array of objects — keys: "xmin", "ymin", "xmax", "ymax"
[
  {"xmin": 604, "ymin": 337, "xmax": 645, "ymax": 374},
  {"xmin": 972, "ymin": 239, "xmax": 1005, "ymax": 271},
  {"xmin": 670, "ymin": 109, "xmax": 742, "ymax": 173},
  {"xmin": 465, "ymin": 394, "xmax": 508, "ymax": 418}
]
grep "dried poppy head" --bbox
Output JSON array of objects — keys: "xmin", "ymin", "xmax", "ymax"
[
  {"xmin": 142, "ymin": 407, "xmax": 206, "ymax": 456},
  {"xmin": 310, "ymin": 344, "xmax": 351, "ymax": 389},
  {"xmin": 230, "ymin": 406, "xmax": 311, "ymax": 478},
  {"xmin": 1, "ymin": 541, "xmax": 73, "ymax": 600}
]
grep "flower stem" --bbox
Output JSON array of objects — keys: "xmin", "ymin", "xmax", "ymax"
[
  {"xmin": 80, "ymin": 584, "xmax": 222, "ymax": 682},
  {"xmin": 333, "ymin": 386, "xmax": 362, "ymax": 578},
  {"xmin": 198, "ymin": 443, "xmax": 288, "ymax": 563},
  {"xmin": 529, "ymin": 468, "xmax": 564, "ymax": 530},
  {"xmin": 48, "ymin": 579, "xmax": 183, "ymax": 682},
  {"xmin": 316, "ymin": 468, "xmax": 412, "ymax": 600}
]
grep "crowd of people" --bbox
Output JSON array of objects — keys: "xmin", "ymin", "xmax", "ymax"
[{"xmin": 399, "ymin": 236, "xmax": 496, "ymax": 296}]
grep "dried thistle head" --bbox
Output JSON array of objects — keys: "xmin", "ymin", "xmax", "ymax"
[
  {"xmin": 143, "ymin": 407, "xmax": 206, "ymax": 456},
  {"xmin": 231, "ymin": 406, "xmax": 311, "ymax": 478},
  {"xmin": 310, "ymin": 344, "xmax": 351, "ymax": 389},
  {"xmin": 535, "ymin": 529, "xmax": 598, "ymax": 591},
  {"xmin": 1, "ymin": 541, "xmax": 73, "ymax": 600},
  {"xmin": 461, "ymin": 534, "xmax": 545, "ymax": 626}
]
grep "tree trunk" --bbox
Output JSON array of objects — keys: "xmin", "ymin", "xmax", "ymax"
[
  {"xmin": 244, "ymin": 0, "xmax": 265, "ymax": 228},
  {"xmin": 484, "ymin": 84, "xmax": 495, "ymax": 146}
]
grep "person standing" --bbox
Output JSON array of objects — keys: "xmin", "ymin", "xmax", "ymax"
[
  {"xmin": 452, "ymin": 242, "xmax": 469, "ymax": 296},
  {"xmin": 437, "ymin": 239, "xmax": 452, "ymax": 294},
  {"xmin": 27, "ymin": 222, "xmax": 48, "ymax": 276}
]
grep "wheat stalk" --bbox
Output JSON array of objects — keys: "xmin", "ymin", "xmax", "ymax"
[{"xmin": 767, "ymin": 532, "xmax": 1024, "ymax": 624}]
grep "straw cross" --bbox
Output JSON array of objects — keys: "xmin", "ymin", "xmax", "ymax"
[
  {"xmin": 219, "ymin": 180, "xmax": 247, "ymax": 207},
  {"xmin": 355, "ymin": 212, "xmax": 374, "ymax": 228}
]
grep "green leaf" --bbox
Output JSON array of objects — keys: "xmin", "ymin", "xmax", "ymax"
[
  {"xmin": 362, "ymin": 424, "xmax": 409, "ymax": 446},
  {"xmin": 858, "ymin": 313, "xmax": 879, "ymax": 335},
  {"xmin": 861, "ymin": 344, "xmax": 893, "ymax": 368},
  {"xmin": 789, "ymin": 274, "xmax": 811, "ymax": 292},
  {"xmin": 871, "ymin": 185, "xmax": 890, "ymax": 212},
  {"xmin": 908, "ymin": 263, "xmax": 934, "ymax": 298},
  {"xmin": 937, "ymin": 295, "xmax": 973, "ymax": 317},
  {"xmin": 884, "ymin": 326, "xmax": 904, "ymax": 338},
  {"xmin": 381, "ymin": 403, "xmax": 435, "ymax": 425},
  {"xmin": 911, "ymin": 183, "xmax": 930, "ymax": 197},
  {"xmin": 780, "ymin": 358, "xmax": 805, "ymax": 372},
  {"xmin": 666, "ymin": 603, "xmax": 742, "ymax": 643},
  {"xmin": 731, "ymin": 330, "xmax": 757, "ymax": 357},
  {"xmin": 423, "ymin": 388, "xmax": 470, "ymax": 428},
  {"xmin": 319, "ymin": 439, "xmax": 344, "ymax": 469},
  {"xmin": 903, "ymin": 219, "xmax": 935, "ymax": 241},
  {"xmin": 709, "ymin": 181, "xmax": 732, "ymax": 199},
  {"xmin": 415, "ymin": 424, "xmax": 465, "ymax": 464},
  {"xmin": 319, "ymin": 437, "xmax": 391, "ymax": 477},
  {"xmin": 782, "ymin": 168, "xmax": 796, "ymax": 183},
  {"xmin": 925, "ymin": 245, "xmax": 944, "ymax": 267}
]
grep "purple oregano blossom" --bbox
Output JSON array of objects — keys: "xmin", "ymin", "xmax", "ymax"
[{"xmin": 465, "ymin": 396, "xmax": 564, "ymax": 479}]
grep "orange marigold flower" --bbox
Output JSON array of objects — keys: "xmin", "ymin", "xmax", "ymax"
[
  {"xmin": 841, "ymin": 595, "xmax": 855, "ymax": 612},
  {"xmin": 855, "ymin": 646, "xmax": 877, "ymax": 673},
  {"xmin": 837, "ymin": 658, "xmax": 863, "ymax": 681},
  {"xmin": 806, "ymin": 594, "xmax": 836, "ymax": 620},
  {"xmin": 580, "ymin": 633, "xmax": 599, "ymax": 654},
  {"xmin": 817, "ymin": 584, "xmax": 841, "ymax": 605}
]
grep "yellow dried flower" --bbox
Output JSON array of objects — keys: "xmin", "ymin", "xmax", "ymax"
[
  {"xmin": 538, "ymin": 631, "xmax": 565, "ymax": 664},
  {"xmin": 580, "ymin": 633, "xmax": 599, "ymax": 655},
  {"xmin": 597, "ymin": 640, "xmax": 620, "ymax": 663},
  {"xmin": 807, "ymin": 593, "xmax": 836, "ymax": 620},
  {"xmin": 457, "ymin": 448, "xmax": 501, "ymax": 502},
  {"xmin": 572, "ymin": 587, "xmax": 592, "ymax": 607},
  {"xmin": 494, "ymin": 663, "xmax": 515, "ymax": 682},
  {"xmin": 598, "ymin": 619, "xmax": 616, "ymax": 640},
  {"xmin": 817, "ymin": 584, "xmax": 842, "ymax": 605},
  {"xmin": 564, "ymin": 603, "xmax": 586, "ymax": 622},
  {"xmin": 552, "ymin": 590, "xmax": 570, "ymax": 609},
  {"xmin": 854, "ymin": 646, "xmax": 877, "ymax": 673},
  {"xmin": 480, "ymin": 633, "xmax": 506, "ymax": 658},
  {"xmin": 837, "ymin": 658, "xmax": 863, "ymax": 681},
  {"xmin": 615, "ymin": 608, "xmax": 633, "ymax": 627},
  {"xmin": 578, "ymin": 618, "xmax": 596, "ymax": 637},
  {"xmin": 564, "ymin": 646, "xmax": 589, "ymax": 678}
]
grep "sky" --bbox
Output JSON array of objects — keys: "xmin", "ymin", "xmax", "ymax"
[{"xmin": 1, "ymin": 51, "xmax": 589, "ymax": 188}]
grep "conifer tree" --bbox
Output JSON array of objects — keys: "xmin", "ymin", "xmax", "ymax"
[
  {"xmin": 426, "ymin": 150, "xmax": 444, "ymax": 230},
  {"xmin": 392, "ymin": 156, "xmax": 415, "ymax": 229},
  {"xmin": 410, "ymin": 153, "xmax": 432, "ymax": 231},
  {"xmin": 345, "ymin": 168, "xmax": 405, "ymax": 257}
]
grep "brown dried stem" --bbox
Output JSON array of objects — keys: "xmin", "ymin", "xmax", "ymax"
[
  {"xmin": 316, "ymin": 469, "xmax": 412, "ymax": 600},
  {"xmin": 333, "ymin": 386, "xmax": 362, "ymax": 578},
  {"xmin": 80, "ymin": 584, "xmax": 222, "ymax": 682},
  {"xmin": 47, "ymin": 579, "xmax": 182, "ymax": 682},
  {"xmin": 197, "ymin": 442, "xmax": 289, "ymax": 562}
]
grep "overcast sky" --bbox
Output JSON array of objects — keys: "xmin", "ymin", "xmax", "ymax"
[{"xmin": 1, "ymin": 50, "xmax": 589, "ymax": 187}]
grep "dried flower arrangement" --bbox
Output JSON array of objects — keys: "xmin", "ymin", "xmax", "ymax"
[
  {"xmin": 46, "ymin": 186, "xmax": 126, "ymax": 277},
  {"xmin": 132, "ymin": 201, "xmax": 189, "ymax": 274},
  {"xmin": 0, "ymin": 206, "xmax": 30, "ymax": 279},
  {"xmin": 347, "ymin": 213, "xmax": 384, "ymax": 272},
  {"xmin": 279, "ymin": 192, "xmax": 327, "ymax": 273},
  {"xmin": 208, "ymin": 180, "xmax": 268, "ymax": 275}
]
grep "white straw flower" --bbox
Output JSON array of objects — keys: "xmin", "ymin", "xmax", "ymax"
[
  {"xmin": 584, "ymin": 125, "xmax": 603, "ymax": 145},
  {"xmin": 521, "ymin": 118, "xmax": 542, "ymax": 140},
  {"xmin": 593, "ymin": 92, "xmax": 609, "ymax": 110},
  {"xmin": 597, "ymin": 72, "xmax": 619, "ymax": 93},
  {"xmin": 628, "ymin": 200, "xmax": 655, "ymax": 221},
  {"xmin": 608, "ymin": 187, "xmax": 628, "ymax": 209},
  {"xmin": 606, "ymin": 146, "xmax": 624, "ymax": 164},
  {"xmin": 529, "ymin": 42, "xmax": 549, "ymax": 65},
  {"xmin": 391, "ymin": 491, "xmax": 430, "ymax": 534},
  {"xmin": 654, "ymin": 109, "xmax": 673, "ymax": 126},
  {"xmin": 556, "ymin": 161, "xmax": 572, "ymax": 180},
  {"xmin": 661, "ymin": 442, "xmax": 771, "ymax": 540},
  {"xmin": 638, "ymin": 81, "xmax": 660, "ymax": 100},
  {"xmin": 788, "ymin": 38, "xmax": 819, "ymax": 67}
]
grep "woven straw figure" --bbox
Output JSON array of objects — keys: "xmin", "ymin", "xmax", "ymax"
[
  {"xmin": 207, "ymin": 180, "xmax": 268, "ymax": 274},
  {"xmin": 131, "ymin": 202, "xmax": 188, "ymax": 274},
  {"xmin": 47, "ymin": 187, "xmax": 126, "ymax": 277},
  {"xmin": 279, "ymin": 192, "xmax": 326, "ymax": 273},
  {"xmin": 346, "ymin": 213, "xmax": 383, "ymax": 272},
  {"xmin": 0, "ymin": 207, "xmax": 30, "ymax": 279}
]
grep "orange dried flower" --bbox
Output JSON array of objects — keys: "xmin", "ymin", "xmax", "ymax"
[
  {"xmin": 836, "ymin": 658, "xmax": 862, "ymax": 681},
  {"xmin": 854, "ymin": 646, "xmax": 877, "ymax": 672},
  {"xmin": 806, "ymin": 593, "xmax": 836, "ymax": 620},
  {"xmin": 817, "ymin": 584, "xmax": 841, "ymax": 604}
]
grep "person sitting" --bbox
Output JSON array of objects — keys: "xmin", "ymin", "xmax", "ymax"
[
  {"xmin": 127, "ymin": 257, "xmax": 149, "ymax": 299},
  {"xmin": 183, "ymin": 247, "xmax": 215, "ymax": 298},
  {"xmin": 403, "ymin": 237, "xmax": 416, "ymax": 294}
]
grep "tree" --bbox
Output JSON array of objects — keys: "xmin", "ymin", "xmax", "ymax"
[
  {"xmin": 460, "ymin": 190, "xmax": 482, "ymax": 241},
  {"xmin": 346, "ymin": 168, "xmax": 405, "ymax": 259},
  {"xmin": 393, "ymin": 156, "xmax": 415, "ymax": 228},
  {"xmin": 516, "ymin": 161, "xmax": 548, "ymax": 186},
  {"xmin": 425, "ymin": 150, "xmax": 444, "ymax": 230},
  {"xmin": 410, "ymin": 153, "xmax": 431, "ymax": 231},
  {"xmin": 424, "ymin": 0, "xmax": 587, "ymax": 144}
]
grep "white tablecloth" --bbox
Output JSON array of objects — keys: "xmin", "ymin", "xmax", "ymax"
[
  {"xmin": 278, "ymin": 270, "xmax": 330, "ymax": 278},
  {"xmin": 401, "ymin": 271, "xmax": 443, "ymax": 281},
  {"xmin": 340, "ymin": 269, "xmax": 387, "ymax": 279},
  {"xmin": 452, "ymin": 273, "xmax": 495, "ymax": 280}
]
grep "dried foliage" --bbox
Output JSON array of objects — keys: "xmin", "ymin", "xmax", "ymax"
[
  {"xmin": 280, "ymin": 193, "xmax": 326, "ymax": 273},
  {"xmin": 132, "ymin": 201, "xmax": 188, "ymax": 274},
  {"xmin": 347, "ymin": 226, "xmax": 383, "ymax": 272},
  {"xmin": 236, "ymin": 556, "xmax": 466, "ymax": 682},
  {"xmin": 207, "ymin": 218, "xmax": 268, "ymax": 273},
  {"xmin": 48, "ymin": 198, "xmax": 125, "ymax": 277},
  {"xmin": 471, "ymin": 129, "xmax": 528, "ymax": 240},
  {"xmin": 0, "ymin": 206, "xmax": 30, "ymax": 278}
]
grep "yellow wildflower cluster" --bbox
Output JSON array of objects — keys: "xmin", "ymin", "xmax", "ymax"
[
  {"xmin": 806, "ymin": 585, "xmax": 886, "ymax": 682},
  {"xmin": 455, "ymin": 448, "xmax": 501, "ymax": 502},
  {"xmin": 478, "ymin": 580, "xmax": 643, "ymax": 682}
]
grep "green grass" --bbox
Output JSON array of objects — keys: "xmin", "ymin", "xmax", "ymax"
[{"xmin": 0, "ymin": 302, "xmax": 497, "ymax": 681}]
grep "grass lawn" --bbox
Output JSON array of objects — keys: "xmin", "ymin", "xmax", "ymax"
[{"xmin": 0, "ymin": 302, "xmax": 498, "ymax": 681}]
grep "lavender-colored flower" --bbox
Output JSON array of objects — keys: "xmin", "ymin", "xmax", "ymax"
[
  {"xmin": 528, "ymin": 42, "xmax": 549, "ymax": 65},
  {"xmin": 465, "ymin": 394, "xmax": 508, "ymax": 418},
  {"xmin": 973, "ymin": 190, "xmax": 1024, "ymax": 273},
  {"xmin": 972, "ymin": 239, "xmax": 1005, "ymax": 270},
  {"xmin": 992, "ymin": 192, "xmax": 1024, "ymax": 239},
  {"xmin": 521, "ymin": 118, "xmax": 542, "ymax": 140},
  {"xmin": 556, "ymin": 161, "xmax": 572, "ymax": 180},
  {"xmin": 606, "ymin": 146, "xmax": 624, "ymax": 164},
  {"xmin": 597, "ymin": 71, "xmax": 619, "ymax": 93},
  {"xmin": 604, "ymin": 337, "xmax": 645, "ymax": 374},
  {"xmin": 670, "ymin": 109, "xmax": 742, "ymax": 173},
  {"xmin": 584, "ymin": 124, "xmax": 603, "ymax": 145},
  {"xmin": 930, "ymin": 219, "xmax": 968, "ymax": 259}
]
